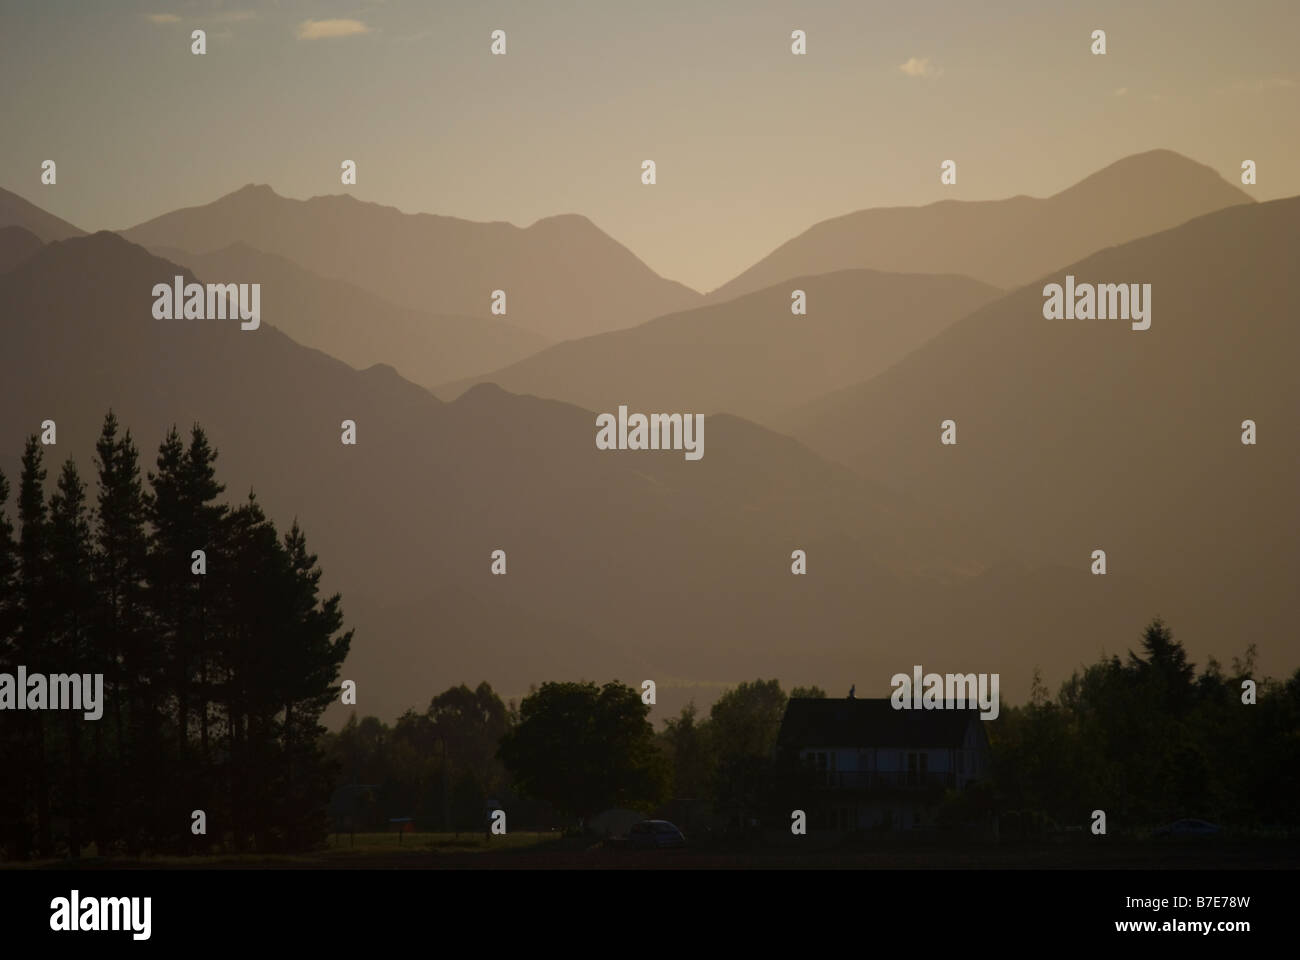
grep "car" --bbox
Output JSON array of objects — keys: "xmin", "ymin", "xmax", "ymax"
[
  {"xmin": 1153, "ymin": 819, "xmax": 1222, "ymax": 838},
  {"xmin": 627, "ymin": 820, "xmax": 686, "ymax": 849}
]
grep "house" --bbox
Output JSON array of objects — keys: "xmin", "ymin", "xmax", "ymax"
[{"xmin": 776, "ymin": 697, "xmax": 992, "ymax": 832}]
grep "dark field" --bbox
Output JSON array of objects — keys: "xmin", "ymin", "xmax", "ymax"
[{"xmin": 8, "ymin": 834, "xmax": 1297, "ymax": 870}]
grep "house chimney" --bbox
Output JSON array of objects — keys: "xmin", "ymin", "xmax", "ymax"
[{"xmin": 848, "ymin": 684, "xmax": 855, "ymax": 699}]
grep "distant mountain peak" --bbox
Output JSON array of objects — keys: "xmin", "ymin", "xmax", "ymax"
[
  {"xmin": 1058, "ymin": 149, "xmax": 1248, "ymax": 201},
  {"xmin": 528, "ymin": 212, "xmax": 596, "ymax": 230},
  {"xmin": 121, "ymin": 184, "xmax": 703, "ymax": 340},
  {"xmin": 0, "ymin": 224, "xmax": 41, "ymax": 244},
  {"xmin": 710, "ymin": 149, "xmax": 1254, "ymax": 299},
  {"xmin": 205, "ymin": 183, "xmax": 281, "ymax": 207},
  {"xmin": 456, "ymin": 381, "xmax": 511, "ymax": 403}
]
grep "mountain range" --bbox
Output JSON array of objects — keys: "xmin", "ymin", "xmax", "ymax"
[
  {"xmin": 784, "ymin": 197, "xmax": 1300, "ymax": 623},
  {"xmin": 708, "ymin": 150, "xmax": 1253, "ymax": 299},
  {"xmin": 148, "ymin": 241, "xmax": 552, "ymax": 389},
  {"xmin": 435, "ymin": 269, "xmax": 1002, "ymax": 424},
  {"xmin": 0, "ymin": 150, "xmax": 1292, "ymax": 721},
  {"xmin": 118, "ymin": 185, "xmax": 702, "ymax": 342},
  {"xmin": 0, "ymin": 231, "xmax": 1169, "ymax": 721}
]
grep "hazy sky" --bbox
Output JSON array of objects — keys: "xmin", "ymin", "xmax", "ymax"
[{"xmin": 3, "ymin": 0, "xmax": 1297, "ymax": 292}]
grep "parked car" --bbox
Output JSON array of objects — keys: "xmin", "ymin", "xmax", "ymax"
[
  {"xmin": 1153, "ymin": 819, "xmax": 1221, "ymax": 838},
  {"xmin": 627, "ymin": 820, "xmax": 686, "ymax": 849}
]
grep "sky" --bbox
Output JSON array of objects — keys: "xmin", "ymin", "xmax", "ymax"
[{"xmin": 2, "ymin": 0, "xmax": 1297, "ymax": 292}]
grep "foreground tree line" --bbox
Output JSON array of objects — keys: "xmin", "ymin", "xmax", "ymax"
[
  {"xmin": 992, "ymin": 619, "xmax": 1300, "ymax": 836},
  {"xmin": 330, "ymin": 621, "xmax": 1300, "ymax": 839},
  {"xmin": 3, "ymin": 414, "xmax": 1295, "ymax": 858},
  {"xmin": 324, "ymin": 677, "xmax": 829, "ymax": 833},
  {"xmin": 0, "ymin": 413, "xmax": 351, "ymax": 860}
]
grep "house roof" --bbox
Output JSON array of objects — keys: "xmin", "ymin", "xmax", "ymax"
[{"xmin": 777, "ymin": 698, "xmax": 980, "ymax": 750}]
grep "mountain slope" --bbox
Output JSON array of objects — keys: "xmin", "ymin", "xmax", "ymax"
[
  {"xmin": 438, "ymin": 269, "xmax": 1001, "ymax": 425},
  {"xmin": 120, "ymin": 187, "xmax": 701, "ymax": 340},
  {"xmin": 0, "ymin": 225, "xmax": 43, "ymax": 274},
  {"xmin": 150, "ymin": 241, "xmax": 552, "ymax": 388},
  {"xmin": 0, "ymin": 232, "xmax": 991, "ymax": 719},
  {"xmin": 711, "ymin": 150, "xmax": 1253, "ymax": 299},
  {"xmin": 0, "ymin": 186, "xmax": 85, "ymax": 242},
  {"xmin": 4, "ymin": 230, "xmax": 1283, "ymax": 720},
  {"xmin": 787, "ymin": 197, "xmax": 1300, "ymax": 628}
]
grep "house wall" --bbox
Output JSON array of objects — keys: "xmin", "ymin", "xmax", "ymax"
[
  {"xmin": 793, "ymin": 716, "xmax": 993, "ymax": 832},
  {"xmin": 799, "ymin": 718, "xmax": 991, "ymax": 786},
  {"xmin": 799, "ymin": 746, "xmax": 975, "ymax": 775}
]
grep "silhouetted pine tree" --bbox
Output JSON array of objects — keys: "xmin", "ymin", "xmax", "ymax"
[
  {"xmin": 17, "ymin": 437, "xmax": 53, "ymax": 856},
  {"xmin": 183, "ymin": 427, "xmax": 226, "ymax": 774},
  {"xmin": 273, "ymin": 521, "xmax": 351, "ymax": 849},
  {"xmin": 92, "ymin": 412, "xmax": 153, "ymax": 854},
  {"xmin": 143, "ymin": 426, "xmax": 188, "ymax": 845},
  {"xmin": 0, "ymin": 469, "xmax": 26, "ymax": 857},
  {"xmin": 47, "ymin": 460, "xmax": 94, "ymax": 857},
  {"xmin": 146, "ymin": 425, "xmax": 227, "ymax": 848},
  {"xmin": 213, "ymin": 494, "xmax": 278, "ymax": 850},
  {"xmin": 1, "ymin": 416, "xmax": 354, "ymax": 859}
]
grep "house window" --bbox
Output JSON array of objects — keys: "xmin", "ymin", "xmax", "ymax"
[
  {"xmin": 957, "ymin": 751, "xmax": 964, "ymax": 774},
  {"xmin": 907, "ymin": 752, "xmax": 917, "ymax": 785},
  {"xmin": 919, "ymin": 753, "xmax": 928, "ymax": 780}
]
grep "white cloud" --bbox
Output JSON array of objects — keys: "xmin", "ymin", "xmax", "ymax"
[
  {"xmin": 899, "ymin": 56, "xmax": 942, "ymax": 80},
  {"xmin": 146, "ymin": 11, "xmax": 254, "ymax": 27},
  {"xmin": 296, "ymin": 18, "xmax": 373, "ymax": 40}
]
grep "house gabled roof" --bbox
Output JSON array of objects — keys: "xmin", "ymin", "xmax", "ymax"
[{"xmin": 777, "ymin": 697, "xmax": 981, "ymax": 750}]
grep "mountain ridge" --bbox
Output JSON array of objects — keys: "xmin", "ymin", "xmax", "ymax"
[
  {"xmin": 436, "ymin": 267, "xmax": 1003, "ymax": 425},
  {"xmin": 708, "ymin": 149, "xmax": 1254, "ymax": 299},
  {"xmin": 145, "ymin": 239, "xmax": 554, "ymax": 388},
  {"xmin": 119, "ymin": 184, "xmax": 702, "ymax": 341},
  {"xmin": 0, "ymin": 186, "xmax": 87, "ymax": 242}
]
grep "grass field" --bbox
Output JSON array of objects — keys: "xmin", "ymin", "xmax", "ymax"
[
  {"xmin": 321, "ymin": 830, "xmax": 558, "ymax": 857},
  {"xmin": 4, "ymin": 835, "xmax": 1297, "ymax": 870}
]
